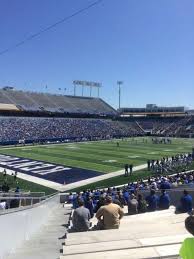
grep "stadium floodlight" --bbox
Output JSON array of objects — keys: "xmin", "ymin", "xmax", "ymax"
[
  {"xmin": 73, "ymin": 80, "xmax": 102, "ymax": 97},
  {"xmin": 117, "ymin": 81, "xmax": 123, "ymax": 109}
]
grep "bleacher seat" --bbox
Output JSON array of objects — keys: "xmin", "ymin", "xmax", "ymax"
[
  {"xmin": 0, "ymin": 88, "xmax": 117, "ymax": 115},
  {"xmin": 61, "ymin": 206, "xmax": 190, "ymax": 259}
]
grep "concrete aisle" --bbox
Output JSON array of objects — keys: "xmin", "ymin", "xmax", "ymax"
[{"xmin": 6, "ymin": 204, "xmax": 72, "ymax": 259}]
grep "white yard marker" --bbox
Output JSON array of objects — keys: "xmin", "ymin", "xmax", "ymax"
[{"xmin": 103, "ymin": 160, "xmax": 117, "ymax": 163}]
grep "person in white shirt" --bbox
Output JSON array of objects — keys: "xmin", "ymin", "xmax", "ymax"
[{"xmin": 0, "ymin": 200, "xmax": 6, "ymax": 210}]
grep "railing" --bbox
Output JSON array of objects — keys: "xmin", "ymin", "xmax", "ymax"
[
  {"xmin": 0, "ymin": 191, "xmax": 45, "ymax": 197},
  {"xmin": 0, "ymin": 192, "xmax": 59, "ymax": 259},
  {"xmin": 0, "ymin": 192, "xmax": 58, "ymax": 213}
]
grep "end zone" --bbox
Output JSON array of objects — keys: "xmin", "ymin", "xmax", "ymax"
[{"xmin": 0, "ymin": 154, "xmax": 104, "ymax": 188}]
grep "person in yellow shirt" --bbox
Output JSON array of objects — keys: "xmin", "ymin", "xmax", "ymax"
[
  {"xmin": 179, "ymin": 215, "xmax": 194, "ymax": 259},
  {"xmin": 96, "ymin": 196, "xmax": 124, "ymax": 230}
]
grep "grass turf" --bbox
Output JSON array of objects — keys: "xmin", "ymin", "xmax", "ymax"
[
  {"xmin": 0, "ymin": 137, "xmax": 194, "ymax": 192},
  {"xmin": 70, "ymin": 162, "xmax": 194, "ymax": 192},
  {"xmin": 0, "ymin": 137, "xmax": 194, "ymax": 173}
]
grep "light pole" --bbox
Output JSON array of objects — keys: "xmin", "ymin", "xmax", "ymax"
[{"xmin": 117, "ymin": 81, "xmax": 123, "ymax": 109}]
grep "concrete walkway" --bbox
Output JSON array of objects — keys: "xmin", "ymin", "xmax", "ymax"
[{"xmin": 0, "ymin": 163, "xmax": 147, "ymax": 192}]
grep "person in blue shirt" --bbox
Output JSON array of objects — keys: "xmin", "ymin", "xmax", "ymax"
[
  {"xmin": 85, "ymin": 195, "xmax": 94, "ymax": 218},
  {"xmin": 158, "ymin": 190, "xmax": 170, "ymax": 210},
  {"xmin": 160, "ymin": 179, "xmax": 171, "ymax": 190},
  {"xmin": 123, "ymin": 190, "xmax": 129, "ymax": 203},
  {"xmin": 176, "ymin": 190, "xmax": 193, "ymax": 214},
  {"xmin": 146, "ymin": 190, "xmax": 159, "ymax": 212}
]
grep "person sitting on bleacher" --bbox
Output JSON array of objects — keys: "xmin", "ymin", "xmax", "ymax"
[
  {"xmin": 72, "ymin": 199, "xmax": 91, "ymax": 232},
  {"xmin": 85, "ymin": 195, "xmax": 94, "ymax": 218},
  {"xmin": 179, "ymin": 215, "xmax": 194, "ymax": 258},
  {"xmin": 137, "ymin": 194, "xmax": 147, "ymax": 213},
  {"xmin": 158, "ymin": 190, "xmax": 170, "ymax": 210},
  {"xmin": 95, "ymin": 196, "xmax": 124, "ymax": 230},
  {"xmin": 146, "ymin": 189, "xmax": 159, "ymax": 212},
  {"xmin": 128, "ymin": 194, "xmax": 138, "ymax": 215},
  {"xmin": 94, "ymin": 195, "xmax": 106, "ymax": 213},
  {"xmin": 113, "ymin": 194, "xmax": 123, "ymax": 208}
]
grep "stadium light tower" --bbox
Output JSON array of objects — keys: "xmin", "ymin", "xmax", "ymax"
[{"xmin": 117, "ymin": 81, "xmax": 123, "ymax": 109}]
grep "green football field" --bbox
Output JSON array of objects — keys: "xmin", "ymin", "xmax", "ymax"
[{"xmin": 0, "ymin": 137, "xmax": 194, "ymax": 173}]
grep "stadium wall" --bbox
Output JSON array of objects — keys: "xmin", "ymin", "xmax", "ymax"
[
  {"xmin": 0, "ymin": 194, "xmax": 59, "ymax": 259},
  {"xmin": 60, "ymin": 188, "xmax": 194, "ymax": 205}
]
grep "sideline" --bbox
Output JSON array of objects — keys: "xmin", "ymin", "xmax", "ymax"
[{"xmin": 0, "ymin": 164, "xmax": 147, "ymax": 192}]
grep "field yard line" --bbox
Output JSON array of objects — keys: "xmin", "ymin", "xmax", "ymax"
[
  {"xmin": 0, "ymin": 166, "xmax": 65, "ymax": 191},
  {"xmin": 60, "ymin": 163, "xmax": 147, "ymax": 192}
]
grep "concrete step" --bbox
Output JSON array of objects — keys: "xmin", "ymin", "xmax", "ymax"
[
  {"xmin": 89, "ymin": 206, "xmax": 178, "ymax": 226},
  {"xmin": 7, "ymin": 204, "xmax": 71, "ymax": 259},
  {"xmin": 63, "ymin": 234, "xmax": 188, "ymax": 255},
  {"xmin": 60, "ymin": 243, "xmax": 180, "ymax": 259},
  {"xmin": 65, "ymin": 212, "xmax": 187, "ymax": 246}
]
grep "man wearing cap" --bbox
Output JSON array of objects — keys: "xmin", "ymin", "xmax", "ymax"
[{"xmin": 96, "ymin": 196, "xmax": 124, "ymax": 230}]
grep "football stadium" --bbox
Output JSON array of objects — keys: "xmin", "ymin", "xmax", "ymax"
[{"xmin": 1, "ymin": 1, "xmax": 194, "ymax": 259}]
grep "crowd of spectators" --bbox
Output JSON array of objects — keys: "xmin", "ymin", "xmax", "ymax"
[
  {"xmin": 0, "ymin": 117, "xmax": 141, "ymax": 143},
  {"xmin": 135, "ymin": 116, "xmax": 194, "ymax": 137},
  {"xmin": 148, "ymin": 153, "xmax": 193, "ymax": 174},
  {"xmin": 68, "ymin": 169, "xmax": 194, "ymax": 232},
  {"xmin": 1, "ymin": 116, "xmax": 194, "ymax": 143}
]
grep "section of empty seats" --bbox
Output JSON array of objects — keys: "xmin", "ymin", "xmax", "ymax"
[
  {"xmin": 1, "ymin": 89, "xmax": 37, "ymax": 108},
  {"xmin": 0, "ymin": 89, "xmax": 117, "ymax": 115}
]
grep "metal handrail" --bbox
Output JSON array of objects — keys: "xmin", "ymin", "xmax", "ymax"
[
  {"xmin": 0, "ymin": 192, "xmax": 58, "ymax": 210},
  {"xmin": 0, "ymin": 191, "xmax": 45, "ymax": 197}
]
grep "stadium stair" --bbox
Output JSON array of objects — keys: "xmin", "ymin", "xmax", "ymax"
[
  {"xmin": 61, "ymin": 206, "xmax": 190, "ymax": 259},
  {"xmin": 135, "ymin": 121, "xmax": 145, "ymax": 133},
  {"xmin": 6, "ymin": 204, "xmax": 72, "ymax": 259}
]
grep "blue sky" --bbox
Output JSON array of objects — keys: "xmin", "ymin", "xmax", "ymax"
[{"xmin": 0, "ymin": 0, "xmax": 194, "ymax": 109}]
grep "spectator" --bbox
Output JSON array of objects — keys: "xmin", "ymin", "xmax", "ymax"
[
  {"xmin": 146, "ymin": 190, "xmax": 158, "ymax": 212},
  {"xmin": 158, "ymin": 190, "xmax": 170, "ymax": 210},
  {"xmin": 179, "ymin": 215, "xmax": 194, "ymax": 258},
  {"xmin": 128, "ymin": 194, "xmax": 138, "ymax": 215},
  {"xmin": 96, "ymin": 196, "xmax": 124, "ymax": 230},
  {"xmin": 176, "ymin": 190, "xmax": 193, "ymax": 214},
  {"xmin": 160, "ymin": 178, "xmax": 171, "ymax": 190},
  {"xmin": 118, "ymin": 193, "xmax": 126, "ymax": 208},
  {"xmin": 15, "ymin": 186, "xmax": 20, "ymax": 193},
  {"xmin": 68, "ymin": 192, "xmax": 73, "ymax": 204},
  {"xmin": 113, "ymin": 194, "xmax": 122, "ymax": 208},
  {"xmin": 0, "ymin": 199, "xmax": 7, "ymax": 210},
  {"xmin": 94, "ymin": 195, "xmax": 106, "ymax": 213},
  {"xmin": 72, "ymin": 199, "xmax": 91, "ymax": 232},
  {"xmin": 85, "ymin": 196, "xmax": 94, "ymax": 218},
  {"xmin": 123, "ymin": 189, "xmax": 130, "ymax": 204},
  {"xmin": 137, "ymin": 194, "xmax": 147, "ymax": 213}
]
